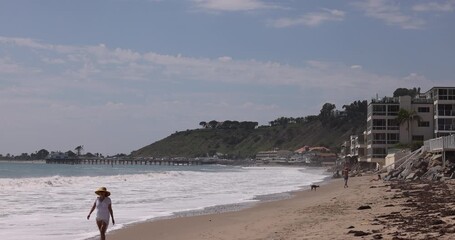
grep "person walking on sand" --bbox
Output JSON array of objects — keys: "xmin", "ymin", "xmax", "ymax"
[
  {"xmin": 342, "ymin": 167, "xmax": 350, "ymax": 188},
  {"xmin": 87, "ymin": 187, "xmax": 115, "ymax": 240}
]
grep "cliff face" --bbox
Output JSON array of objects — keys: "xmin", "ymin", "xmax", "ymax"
[{"xmin": 131, "ymin": 118, "xmax": 366, "ymax": 158}]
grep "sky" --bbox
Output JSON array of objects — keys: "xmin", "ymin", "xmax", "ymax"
[{"xmin": 1, "ymin": 0, "xmax": 454, "ymax": 156}]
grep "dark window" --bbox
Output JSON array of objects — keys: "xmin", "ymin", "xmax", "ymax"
[
  {"xmin": 387, "ymin": 105, "xmax": 400, "ymax": 113},
  {"xmin": 418, "ymin": 107, "xmax": 430, "ymax": 113},
  {"xmin": 373, "ymin": 133, "xmax": 386, "ymax": 144},
  {"xmin": 387, "ymin": 119, "xmax": 400, "ymax": 130},
  {"xmin": 387, "ymin": 133, "xmax": 399, "ymax": 144},
  {"xmin": 373, "ymin": 119, "xmax": 386, "ymax": 130},
  {"xmin": 372, "ymin": 105, "xmax": 386, "ymax": 115}
]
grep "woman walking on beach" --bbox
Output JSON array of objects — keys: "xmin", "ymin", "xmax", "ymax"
[{"xmin": 87, "ymin": 187, "xmax": 115, "ymax": 240}]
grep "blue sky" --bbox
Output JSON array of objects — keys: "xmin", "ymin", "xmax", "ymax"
[{"xmin": 1, "ymin": 0, "xmax": 454, "ymax": 155}]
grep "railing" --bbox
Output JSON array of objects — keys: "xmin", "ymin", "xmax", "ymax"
[
  {"xmin": 438, "ymin": 125, "xmax": 455, "ymax": 131},
  {"xmin": 371, "ymin": 97, "xmax": 398, "ymax": 104},
  {"xmin": 437, "ymin": 110, "xmax": 455, "ymax": 116},
  {"xmin": 412, "ymin": 98, "xmax": 434, "ymax": 104},
  {"xmin": 423, "ymin": 135, "xmax": 455, "ymax": 152}
]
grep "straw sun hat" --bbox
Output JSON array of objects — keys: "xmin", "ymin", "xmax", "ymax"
[{"xmin": 95, "ymin": 187, "xmax": 111, "ymax": 197}]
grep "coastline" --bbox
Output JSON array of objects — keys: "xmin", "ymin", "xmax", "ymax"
[{"xmin": 80, "ymin": 165, "xmax": 329, "ymax": 240}]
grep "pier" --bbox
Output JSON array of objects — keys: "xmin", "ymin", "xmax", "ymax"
[{"xmin": 45, "ymin": 157, "xmax": 215, "ymax": 165}]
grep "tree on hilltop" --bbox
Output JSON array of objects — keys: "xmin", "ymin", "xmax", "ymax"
[
  {"xmin": 199, "ymin": 121, "xmax": 207, "ymax": 128},
  {"xmin": 393, "ymin": 87, "xmax": 421, "ymax": 98}
]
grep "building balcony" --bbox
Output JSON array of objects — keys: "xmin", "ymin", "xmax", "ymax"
[
  {"xmin": 411, "ymin": 98, "xmax": 434, "ymax": 104},
  {"xmin": 436, "ymin": 110, "xmax": 455, "ymax": 117},
  {"xmin": 371, "ymin": 97, "xmax": 399, "ymax": 104},
  {"xmin": 437, "ymin": 125, "xmax": 455, "ymax": 131}
]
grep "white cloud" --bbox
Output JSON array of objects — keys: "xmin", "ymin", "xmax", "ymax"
[
  {"xmin": 270, "ymin": 9, "xmax": 345, "ymax": 28},
  {"xmin": 350, "ymin": 65, "xmax": 362, "ymax": 69},
  {"xmin": 42, "ymin": 58, "xmax": 66, "ymax": 64},
  {"xmin": 413, "ymin": 0, "xmax": 455, "ymax": 12},
  {"xmin": 0, "ymin": 57, "xmax": 41, "ymax": 75},
  {"xmin": 192, "ymin": 0, "xmax": 278, "ymax": 12},
  {"xmin": 0, "ymin": 57, "xmax": 23, "ymax": 74},
  {"xmin": 0, "ymin": 36, "xmax": 49, "ymax": 49},
  {"xmin": 403, "ymin": 72, "xmax": 427, "ymax": 82},
  {"xmin": 0, "ymin": 36, "xmax": 442, "ymax": 96},
  {"xmin": 218, "ymin": 56, "xmax": 232, "ymax": 62},
  {"xmin": 353, "ymin": 0, "xmax": 425, "ymax": 29}
]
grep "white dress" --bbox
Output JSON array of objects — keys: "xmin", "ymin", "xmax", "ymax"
[{"xmin": 95, "ymin": 197, "xmax": 111, "ymax": 224}]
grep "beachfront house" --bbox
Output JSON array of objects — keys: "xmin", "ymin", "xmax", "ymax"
[
  {"xmin": 350, "ymin": 134, "xmax": 367, "ymax": 162},
  {"xmin": 255, "ymin": 150, "xmax": 293, "ymax": 163}
]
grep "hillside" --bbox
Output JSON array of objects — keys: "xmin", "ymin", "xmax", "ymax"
[{"xmin": 131, "ymin": 113, "xmax": 366, "ymax": 159}]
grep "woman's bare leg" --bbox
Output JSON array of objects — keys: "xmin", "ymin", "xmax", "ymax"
[{"xmin": 96, "ymin": 220, "xmax": 108, "ymax": 240}]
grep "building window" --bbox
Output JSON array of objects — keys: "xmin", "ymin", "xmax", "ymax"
[
  {"xmin": 372, "ymin": 119, "xmax": 386, "ymax": 130},
  {"xmin": 387, "ymin": 105, "xmax": 399, "ymax": 115},
  {"xmin": 412, "ymin": 135, "xmax": 424, "ymax": 141},
  {"xmin": 437, "ymin": 104, "xmax": 454, "ymax": 116},
  {"xmin": 418, "ymin": 121, "xmax": 430, "ymax": 127},
  {"xmin": 373, "ymin": 133, "xmax": 386, "ymax": 144},
  {"xmin": 438, "ymin": 118, "xmax": 455, "ymax": 131},
  {"xmin": 387, "ymin": 119, "xmax": 400, "ymax": 130},
  {"xmin": 372, "ymin": 105, "xmax": 386, "ymax": 115},
  {"xmin": 437, "ymin": 88, "xmax": 455, "ymax": 100},
  {"xmin": 417, "ymin": 107, "xmax": 430, "ymax": 113},
  {"xmin": 387, "ymin": 133, "xmax": 399, "ymax": 144}
]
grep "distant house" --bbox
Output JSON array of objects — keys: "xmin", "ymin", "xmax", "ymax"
[
  {"xmin": 294, "ymin": 146, "xmax": 330, "ymax": 154},
  {"xmin": 294, "ymin": 146, "xmax": 336, "ymax": 165},
  {"xmin": 255, "ymin": 150, "xmax": 293, "ymax": 163}
]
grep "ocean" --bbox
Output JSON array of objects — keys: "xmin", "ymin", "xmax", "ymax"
[{"xmin": 0, "ymin": 161, "xmax": 328, "ymax": 240}]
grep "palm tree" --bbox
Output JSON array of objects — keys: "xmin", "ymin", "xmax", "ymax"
[
  {"xmin": 75, "ymin": 145, "xmax": 84, "ymax": 156},
  {"xmin": 395, "ymin": 109, "xmax": 421, "ymax": 143}
]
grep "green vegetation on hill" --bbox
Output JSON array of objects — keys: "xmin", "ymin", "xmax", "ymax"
[{"xmin": 131, "ymin": 100, "xmax": 368, "ymax": 159}]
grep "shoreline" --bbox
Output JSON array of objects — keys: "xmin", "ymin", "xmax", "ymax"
[
  {"xmin": 80, "ymin": 166, "xmax": 331, "ymax": 240},
  {"xmin": 87, "ymin": 169, "xmax": 332, "ymax": 240}
]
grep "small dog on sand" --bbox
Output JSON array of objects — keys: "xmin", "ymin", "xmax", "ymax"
[{"xmin": 310, "ymin": 184, "xmax": 320, "ymax": 191}]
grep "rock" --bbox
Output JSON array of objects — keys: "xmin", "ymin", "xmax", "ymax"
[
  {"xmin": 358, "ymin": 205, "xmax": 372, "ymax": 210},
  {"xmin": 406, "ymin": 172, "xmax": 416, "ymax": 180},
  {"xmin": 384, "ymin": 204, "xmax": 395, "ymax": 207},
  {"xmin": 431, "ymin": 219, "xmax": 445, "ymax": 225},
  {"xmin": 373, "ymin": 234, "xmax": 383, "ymax": 239},
  {"xmin": 348, "ymin": 230, "xmax": 370, "ymax": 236},
  {"xmin": 347, "ymin": 226, "xmax": 355, "ymax": 229}
]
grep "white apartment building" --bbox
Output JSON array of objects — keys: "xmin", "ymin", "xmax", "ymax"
[
  {"xmin": 424, "ymin": 87, "xmax": 455, "ymax": 137},
  {"xmin": 350, "ymin": 133, "xmax": 367, "ymax": 161},
  {"xmin": 366, "ymin": 95, "xmax": 434, "ymax": 165}
]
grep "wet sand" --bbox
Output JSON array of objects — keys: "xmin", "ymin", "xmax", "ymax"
[{"xmin": 107, "ymin": 175, "xmax": 455, "ymax": 240}]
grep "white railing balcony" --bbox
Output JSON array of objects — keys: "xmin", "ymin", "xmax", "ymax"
[{"xmin": 424, "ymin": 135, "xmax": 455, "ymax": 152}]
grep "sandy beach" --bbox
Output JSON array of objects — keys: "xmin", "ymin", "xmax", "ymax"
[{"xmin": 107, "ymin": 175, "xmax": 455, "ymax": 240}]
